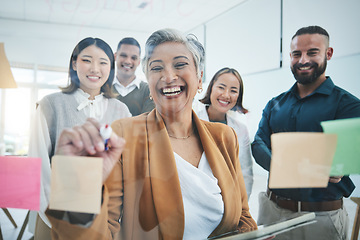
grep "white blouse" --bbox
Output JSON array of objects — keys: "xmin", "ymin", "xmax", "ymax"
[
  {"xmin": 74, "ymin": 88, "xmax": 107, "ymax": 120},
  {"xmin": 174, "ymin": 152, "xmax": 224, "ymax": 240}
]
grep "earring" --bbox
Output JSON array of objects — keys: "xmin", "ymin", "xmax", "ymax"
[
  {"xmin": 197, "ymin": 87, "xmax": 203, "ymax": 94},
  {"xmin": 149, "ymin": 95, "xmax": 153, "ymax": 100}
]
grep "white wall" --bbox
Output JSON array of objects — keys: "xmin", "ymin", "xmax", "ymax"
[
  {"xmin": 282, "ymin": 0, "xmax": 360, "ymax": 66},
  {"xmin": 0, "ymin": 19, "xmax": 150, "ymax": 69},
  {"xmin": 204, "ymin": 0, "xmax": 281, "ymax": 78}
]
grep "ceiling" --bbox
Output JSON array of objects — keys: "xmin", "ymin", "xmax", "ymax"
[{"xmin": 0, "ymin": 0, "xmax": 248, "ymax": 33}]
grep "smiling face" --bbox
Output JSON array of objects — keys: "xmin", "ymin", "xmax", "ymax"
[
  {"xmin": 146, "ymin": 42, "xmax": 201, "ymax": 116},
  {"xmin": 115, "ymin": 44, "xmax": 140, "ymax": 82},
  {"xmin": 290, "ymin": 33, "xmax": 333, "ymax": 85},
  {"xmin": 72, "ymin": 45, "xmax": 111, "ymax": 98},
  {"xmin": 209, "ymin": 73, "xmax": 240, "ymax": 114}
]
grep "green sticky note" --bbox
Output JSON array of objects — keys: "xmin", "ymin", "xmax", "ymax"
[{"xmin": 321, "ymin": 118, "xmax": 360, "ymax": 176}]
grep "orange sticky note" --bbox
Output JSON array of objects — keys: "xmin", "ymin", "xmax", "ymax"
[
  {"xmin": 49, "ymin": 155, "xmax": 103, "ymax": 214},
  {"xmin": 0, "ymin": 156, "xmax": 41, "ymax": 210},
  {"xmin": 269, "ymin": 132, "xmax": 337, "ymax": 188}
]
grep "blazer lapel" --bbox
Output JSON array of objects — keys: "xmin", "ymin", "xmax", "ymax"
[
  {"xmin": 145, "ymin": 110, "xmax": 185, "ymax": 239},
  {"xmin": 193, "ymin": 112, "xmax": 240, "ymax": 236}
]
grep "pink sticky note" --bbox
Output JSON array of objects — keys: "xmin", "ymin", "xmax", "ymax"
[{"xmin": 0, "ymin": 156, "xmax": 41, "ymax": 210}]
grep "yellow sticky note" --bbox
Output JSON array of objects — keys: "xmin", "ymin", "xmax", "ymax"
[
  {"xmin": 269, "ymin": 132, "xmax": 337, "ymax": 188},
  {"xmin": 49, "ymin": 155, "xmax": 103, "ymax": 214}
]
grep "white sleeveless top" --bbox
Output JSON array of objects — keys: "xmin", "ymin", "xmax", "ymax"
[{"xmin": 174, "ymin": 152, "xmax": 224, "ymax": 240}]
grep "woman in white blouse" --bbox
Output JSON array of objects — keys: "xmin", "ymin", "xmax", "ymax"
[
  {"xmin": 28, "ymin": 37, "xmax": 131, "ymax": 239},
  {"xmin": 195, "ymin": 67, "xmax": 254, "ymax": 199}
]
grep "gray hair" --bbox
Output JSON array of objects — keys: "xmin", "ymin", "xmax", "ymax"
[{"xmin": 142, "ymin": 28, "xmax": 205, "ymax": 79}]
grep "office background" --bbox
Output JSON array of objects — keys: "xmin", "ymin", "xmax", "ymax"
[
  {"xmin": 0, "ymin": 0, "xmax": 359, "ymax": 156},
  {"xmin": 0, "ymin": 0, "xmax": 359, "ymax": 238}
]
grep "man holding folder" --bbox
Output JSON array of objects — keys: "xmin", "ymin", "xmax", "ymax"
[{"xmin": 252, "ymin": 26, "xmax": 360, "ymax": 239}]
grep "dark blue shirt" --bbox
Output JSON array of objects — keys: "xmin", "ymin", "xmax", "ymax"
[{"xmin": 252, "ymin": 77, "xmax": 360, "ymax": 201}]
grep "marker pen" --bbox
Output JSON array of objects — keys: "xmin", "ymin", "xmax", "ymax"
[{"xmin": 100, "ymin": 124, "xmax": 112, "ymax": 150}]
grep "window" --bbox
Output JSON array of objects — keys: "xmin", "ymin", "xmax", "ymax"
[
  {"xmin": 3, "ymin": 88, "xmax": 31, "ymax": 155},
  {"xmin": 0, "ymin": 65, "xmax": 67, "ymax": 155},
  {"xmin": 37, "ymin": 69, "xmax": 69, "ymax": 87}
]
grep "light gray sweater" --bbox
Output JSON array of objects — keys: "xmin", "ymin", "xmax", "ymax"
[{"xmin": 38, "ymin": 92, "xmax": 131, "ymax": 158}]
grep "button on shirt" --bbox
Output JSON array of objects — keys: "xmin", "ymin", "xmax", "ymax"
[
  {"xmin": 252, "ymin": 77, "xmax": 360, "ymax": 201},
  {"xmin": 113, "ymin": 76, "xmax": 142, "ymax": 97}
]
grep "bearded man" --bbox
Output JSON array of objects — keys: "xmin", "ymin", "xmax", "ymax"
[{"xmin": 251, "ymin": 25, "xmax": 360, "ymax": 240}]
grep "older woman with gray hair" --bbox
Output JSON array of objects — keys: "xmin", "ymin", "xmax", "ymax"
[{"xmin": 46, "ymin": 28, "xmax": 257, "ymax": 240}]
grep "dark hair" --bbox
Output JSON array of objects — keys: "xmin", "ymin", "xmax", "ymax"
[
  {"xmin": 200, "ymin": 67, "xmax": 248, "ymax": 114},
  {"xmin": 61, "ymin": 37, "xmax": 116, "ymax": 98},
  {"xmin": 117, "ymin": 37, "xmax": 141, "ymax": 55},
  {"xmin": 292, "ymin": 26, "xmax": 330, "ymax": 44}
]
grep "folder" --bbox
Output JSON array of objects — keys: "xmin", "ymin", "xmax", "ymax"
[{"xmin": 210, "ymin": 212, "xmax": 316, "ymax": 240}]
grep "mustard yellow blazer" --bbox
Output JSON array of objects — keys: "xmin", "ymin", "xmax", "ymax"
[{"xmin": 47, "ymin": 109, "xmax": 257, "ymax": 239}]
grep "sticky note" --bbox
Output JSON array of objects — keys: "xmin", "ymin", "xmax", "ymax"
[
  {"xmin": 269, "ymin": 132, "xmax": 337, "ymax": 188},
  {"xmin": 321, "ymin": 117, "xmax": 360, "ymax": 176},
  {"xmin": 0, "ymin": 156, "xmax": 41, "ymax": 210},
  {"xmin": 49, "ymin": 155, "xmax": 103, "ymax": 214}
]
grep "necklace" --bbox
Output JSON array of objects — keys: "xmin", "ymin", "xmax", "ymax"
[{"xmin": 168, "ymin": 131, "xmax": 193, "ymax": 139}]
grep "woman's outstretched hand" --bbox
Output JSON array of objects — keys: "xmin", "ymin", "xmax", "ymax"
[{"xmin": 55, "ymin": 118, "xmax": 126, "ymax": 183}]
